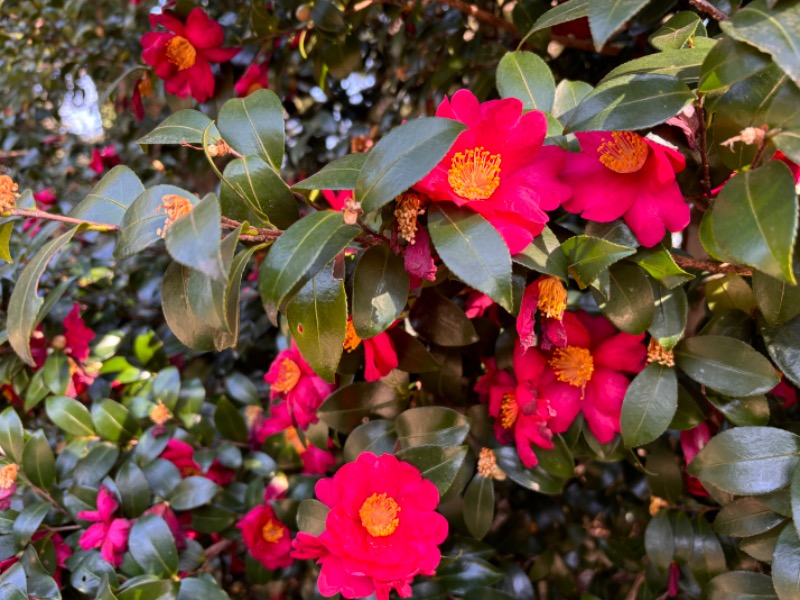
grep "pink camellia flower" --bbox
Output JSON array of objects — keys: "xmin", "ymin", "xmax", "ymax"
[
  {"xmin": 559, "ymin": 131, "xmax": 689, "ymax": 247},
  {"xmin": 680, "ymin": 422, "xmax": 712, "ymax": 498},
  {"xmin": 77, "ymin": 486, "xmax": 131, "ymax": 567},
  {"xmin": 33, "ymin": 188, "xmax": 56, "ymax": 209},
  {"xmin": 291, "ymin": 452, "xmax": 448, "ymax": 600},
  {"xmin": 265, "ymin": 343, "xmax": 336, "ymax": 429},
  {"xmin": 343, "ymin": 319, "xmax": 399, "ymax": 382},
  {"xmin": 159, "ymin": 438, "xmax": 235, "ymax": 486},
  {"xmin": 414, "ymin": 89, "xmax": 571, "ymax": 254},
  {"xmin": 141, "ymin": 8, "xmax": 240, "ymax": 103},
  {"xmin": 517, "ymin": 276, "xmax": 568, "ymax": 352},
  {"xmin": 403, "ymin": 227, "xmax": 437, "ymax": 284},
  {"xmin": 238, "ymin": 504, "xmax": 294, "ymax": 570},
  {"xmin": 64, "ymin": 303, "xmax": 94, "ymax": 362},
  {"xmin": 0, "ymin": 464, "xmax": 18, "ymax": 510},
  {"xmin": 89, "ymin": 146, "xmax": 121, "ymax": 175},
  {"xmin": 235, "ymin": 62, "xmax": 269, "ymax": 97},
  {"xmin": 541, "ymin": 311, "xmax": 646, "ymax": 443},
  {"xmin": 478, "ymin": 343, "xmax": 556, "ymax": 468}
]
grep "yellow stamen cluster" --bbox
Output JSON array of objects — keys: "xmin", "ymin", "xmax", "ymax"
[
  {"xmin": 477, "ymin": 447, "xmax": 506, "ymax": 480},
  {"xmin": 149, "ymin": 401, "xmax": 172, "ymax": 426},
  {"xmin": 165, "ymin": 36, "xmax": 197, "ymax": 71},
  {"xmin": 156, "ymin": 194, "xmax": 193, "ymax": 238},
  {"xmin": 0, "ymin": 464, "xmax": 19, "ymax": 490},
  {"xmin": 245, "ymin": 405, "xmax": 264, "ymax": 428},
  {"xmin": 448, "ymin": 147, "xmax": 501, "ymax": 200},
  {"xmin": 343, "ymin": 197, "xmax": 363, "ymax": 226},
  {"xmin": 649, "ymin": 496, "xmax": 669, "ymax": 516},
  {"xmin": 137, "ymin": 74, "xmax": 153, "ymax": 98},
  {"xmin": 343, "ymin": 320, "xmax": 361, "ymax": 353},
  {"xmin": 359, "ymin": 492, "xmax": 400, "ymax": 537},
  {"xmin": 271, "ymin": 358, "xmax": 302, "ymax": 393},
  {"xmin": 647, "ymin": 338, "xmax": 675, "ymax": 367},
  {"xmin": 597, "ymin": 131, "xmax": 649, "ymax": 174},
  {"xmin": 537, "ymin": 277, "xmax": 568, "ymax": 319},
  {"xmin": 394, "ymin": 192, "xmax": 426, "ymax": 244},
  {"xmin": 261, "ymin": 519, "xmax": 285, "ymax": 543},
  {"xmin": 550, "ymin": 346, "xmax": 594, "ymax": 390},
  {"xmin": 500, "ymin": 393, "xmax": 518, "ymax": 429},
  {"xmin": 0, "ymin": 175, "xmax": 19, "ymax": 213}
]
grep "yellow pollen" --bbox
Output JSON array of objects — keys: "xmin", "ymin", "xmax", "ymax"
[
  {"xmin": 537, "ymin": 277, "xmax": 568, "ymax": 319},
  {"xmin": 500, "ymin": 393, "xmax": 518, "ymax": 429},
  {"xmin": 149, "ymin": 401, "xmax": 172, "ymax": 426},
  {"xmin": 165, "ymin": 36, "xmax": 197, "ymax": 71},
  {"xmin": 271, "ymin": 358, "xmax": 302, "ymax": 393},
  {"xmin": 448, "ymin": 146, "xmax": 501, "ymax": 200},
  {"xmin": 597, "ymin": 131, "xmax": 649, "ymax": 174},
  {"xmin": 0, "ymin": 464, "xmax": 18, "ymax": 489},
  {"xmin": 550, "ymin": 345, "xmax": 594, "ymax": 390},
  {"xmin": 245, "ymin": 405, "xmax": 264, "ymax": 427},
  {"xmin": 137, "ymin": 75, "xmax": 153, "ymax": 98},
  {"xmin": 0, "ymin": 175, "xmax": 18, "ymax": 212},
  {"xmin": 343, "ymin": 321, "xmax": 361, "ymax": 353},
  {"xmin": 647, "ymin": 338, "xmax": 675, "ymax": 367},
  {"xmin": 285, "ymin": 426, "xmax": 306, "ymax": 455},
  {"xmin": 261, "ymin": 519, "xmax": 285, "ymax": 543},
  {"xmin": 359, "ymin": 492, "xmax": 400, "ymax": 537},
  {"xmin": 156, "ymin": 194, "xmax": 193, "ymax": 238},
  {"xmin": 477, "ymin": 448, "xmax": 500, "ymax": 479},
  {"xmin": 394, "ymin": 192, "xmax": 426, "ymax": 244}
]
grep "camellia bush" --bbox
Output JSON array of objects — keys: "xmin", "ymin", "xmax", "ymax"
[{"xmin": 3, "ymin": 0, "xmax": 800, "ymax": 598}]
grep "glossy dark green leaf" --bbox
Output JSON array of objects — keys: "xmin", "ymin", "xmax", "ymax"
[
  {"xmin": 318, "ymin": 382, "xmax": 404, "ymax": 433},
  {"xmin": 214, "ymin": 397, "xmax": 248, "ymax": 443},
  {"xmin": 20, "ymin": 545, "xmax": 60, "ymax": 600},
  {"xmin": 0, "ymin": 563, "xmax": 27, "ymax": 599},
  {"xmin": 741, "ymin": 525, "xmax": 786, "ymax": 564},
  {"xmin": 69, "ymin": 166, "xmax": 145, "ymax": 226},
  {"xmin": 129, "ymin": 515, "xmax": 179, "ymax": 578},
  {"xmin": 190, "ymin": 506, "xmax": 236, "ymax": 534},
  {"xmin": 669, "ymin": 387, "xmax": 706, "ymax": 431},
  {"xmin": 343, "ymin": 419, "xmax": 398, "ymax": 462},
  {"xmin": 395, "ymin": 407, "xmax": 470, "ymax": 448},
  {"xmin": 8, "ymin": 227, "xmax": 76, "ymax": 366},
  {"xmin": 762, "ymin": 315, "xmax": 800, "ymax": 388},
  {"xmin": 22, "ymin": 431, "xmax": 55, "ymax": 490},
  {"xmin": 620, "ymin": 363, "xmax": 678, "ymax": 448},
  {"xmin": 587, "ymin": 0, "xmax": 648, "ymax": 49},
  {"xmin": 292, "ymin": 153, "xmax": 367, "ymax": 191},
  {"xmin": 297, "ymin": 499, "xmax": 329, "ymax": 536},
  {"xmin": 220, "ymin": 155, "xmax": 298, "ymax": 229},
  {"xmin": 708, "ymin": 571, "xmax": 777, "ymax": 600},
  {"xmin": 45, "ymin": 395, "xmax": 94, "ymax": 436},
  {"xmin": 0, "ymin": 408, "xmax": 24, "ymax": 463},
  {"xmin": 754, "ymin": 269, "xmax": 800, "ymax": 327},
  {"xmin": 592, "ymin": 263, "xmax": 654, "ymax": 334},
  {"xmin": 352, "ymin": 245, "xmax": 409, "ymax": 339},
  {"xmin": 690, "ymin": 516, "xmax": 727, "ymax": 586},
  {"xmin": 428, "ymin": 204, "xmax": 513, "ymax": 313},
  {"xmin": 560, "ymin": 235, "xmax": 636, "ymax": 289},
  {"xmin": 688, "ymin": 426, "xmax": 800, "ymax": 495},
  {"xmin": 217, "ymin": 89, "xmax": 284, "ymax": 171},
  {"xmin": 286, "ymin": 266, "xmax": 347, "ymax": 382},
  {"xmin": 12, "ymin": 502, "xmax": 49, "ymax": 545},
  {"xmin": 494, "ymin": 447, "xmax": 566, "ymax": 495},
  {"xmin": 649, "ymin": 282, "xmax": 688, "ymax": 351},
  {"xmin": 773, "ymin": 524, "xmax": 800, "ymax": 600},
  {"xmin": 117, "ymin": 579, "xmax": 176, "ymax": 600},
  {"xmin": 168, "ymin": 476, "xmax": 219, "ymax": 511},
  {"xmin": 74, "ymin": 442, "xmax": 119, "ymax": 486},
  {"xmin": 631, "ymin": 246, "xmax": 694, "ymax": 289},
  {"xmin": 774, "ymin": 130, "xmax": 800, "ymax": 165},
  {"xmin": 649, "ymin": 11, "xmax": 707, "ymax": 51},
  {"xmin": 463, "ymin": 475, "xmax": 494, "ymax": 540},
  {"xmin": 706, "ymin": 274, "xmax": 756, "ymax": 314},
  {"xmin": 700, "ymin": 38, "xmax": 773, "ymax": 92},
  {"xmin": 115, "ymin": 460, "xmax": 151, "ymax": 519},
  {"xmin": 136, "ymin": 109, "xmax": 218, "ymax": 145},
  {"xmin": 644, "ymin": 511, "xmax": 674, "ymax": 571},
  {"xmin": 708, "ymin": 394, "xmax": 770, "ymax": 427},
  {"xmin": 521, "ymin": 0, "xmax": 589, "ymax": 40},
  {"xmin": 409, "ymin": 290, "xmax": 479, "ymax": 347},
  {"xmin": 388, "ymin": 328, "xmax": 441, "ymax": 373},
  {"xmin": 165, "ymin": 192, "xmax": 225, "ymax": 281},
  {"xmin": 396, "ymin": 444, "xmax": 469, "ymax": 496},
  {"xmin": 712, "ymin": 160, "xmax": 798, "ymax": 283},
  {"xmin": 496, "ymin": 51, "xmax": 555, "ymax": 112},
  {"xmin": 552, "ymin": 80, "xmax": 594, "ymax": 119},
  {"xmin": 91, "ymin": 399, "xmax": 140, "ymax": 443},
  {"xmin": 565, "ymin": 74, "xmax": 693, "ymax": 132},
  {"xmin": 259, "ymin": 210, "xmax": 359, "ymax": 322},
  {"xmin": 42, "ymin": 350, "xmax": 71, "ymax": 394},
  {"xmin": 535, "ymin": 435, "xmax": 575, "ymax": 479},
  {"xmin": 714, "ymin": 497, "xmax": 785, "ymax": 537},
  {"xmin": 511, "ymin": 226, "xmax": 568, "ymax": 280},
  {"xmin": 176, "ymin": 577, "xmax": 228, "ymax": 600},
  {"xmin": 355, "ymin": 118, "xmax": 465, "ymax": 213},
  {"xmin": 602, "ymin": 47, "xmax": 710, "ymax": 84},
  {"xmin": 674, "ymin": 335, "xmax": 779, "ymax": 397}
]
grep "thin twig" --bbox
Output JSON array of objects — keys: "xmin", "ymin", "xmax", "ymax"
[
  {"xmin": 438, "ymin": 0, "xmax": 516, "ymax": 34},
  {"xmin": 671, "ymin": 253, "xmax": 752, "ymax": 276},
  {"xmin": 19, "ymin": 474, "xmax": 69, "ymax": 516},
  {"xmin": 689, "ymin": 0, "xmax": 728, "ymax": 21},
  {"xmin": 8, "ymin": 208, "xmax": 119, "ymax": 231}
]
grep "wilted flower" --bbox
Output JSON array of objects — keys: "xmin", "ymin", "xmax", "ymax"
[{"xmin": 517, "ymin": 276, "xmax": 568, "ymax": 352}]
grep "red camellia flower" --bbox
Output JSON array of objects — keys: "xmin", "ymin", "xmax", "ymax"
[
  {"xmin": 77, "ymin": 486, "xmax": 131, "ymax": 566},
  {"xmin": 265, "ymin": 342, "xmax": 336, "ymax": 429},
  {"xmin": 292, "ymin": 452, "xmax": 448, "ymax": 600},
  {"xmin": 235, "ymin": 62, "xmax": 269, "ymax": 97},
  {"xmin": 517, "ymin": 276, "xmax": 568, "ymax": 352},
  {"xmin": 89, "ymin": 146, "xmax": 120, "ymax": 175},
  {"xmin": 237, "ymin": 504, "xmax": 294, "ymax": 570},
  {"xmin": 541, "ymin": 311, "xmax": 646, "ymax": 443},
  {"xmin": 141, "ymin": 8, "xmax": 240, "ymax": 103},
  {"xmin": 159, "ymin": 438, "xmax": 235, "ymax": 486},
  {"xmin": 560, "ymin": 131, "xmax": 689, "ymax": 247},
  {"xmin": 342, "ymin": 319, "xmax": 399, "ymax": 382},
  {"xmin": 414, "ymin": 89, "xmax": 571, "ymax": 254},
  {"xmin": 681, "ymin": 422, "xmax": 712, "ymax": 497}
]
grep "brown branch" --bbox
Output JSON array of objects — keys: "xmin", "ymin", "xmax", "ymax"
[
  {"xmin": 8, "ymin": 208, "xmax": 119, "ymax": 231},
  {"xmin": 689, "ymin": 0, "xmax": 728, "ymax": 21},
  {"xmin": 438, "ymin": 0, "xmax": 517, "ymax": 34},
  {"xmin": 695, "ymin": 98, "xmax": 712, "ymax": 206},
  {"xmin": 671, "ymin": 253, "xmax": 752, "ymax": 276}
]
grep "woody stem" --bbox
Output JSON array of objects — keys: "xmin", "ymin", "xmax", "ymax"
[
  {"xmin": 671, "ymin": 253, "xmax": 752, "ymax": 276},
  {"xmin": 7, "ymin": 208, "xmax": 119, "ymax": 231}
]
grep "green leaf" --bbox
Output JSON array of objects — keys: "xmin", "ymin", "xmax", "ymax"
[
  {"xmin": 669, "ymin": 386, "xmax": 706, "ymax": 431},
  {"xmin": 644, "ymin": 511, "xmax": 674, "ymax": 571},
  {"xmin": 706, "ymin": 274, "xmax": 756, "ymax": 314},
  {"xmin": 560, "ymin": 235, "xmax": 636, "ymax": 289},
  {"xmin": 136, "ymin": 109, "xmax": 218, "ymax": 145},
  {"xmin": 649, "ymin": 11, "xmax": 707, "ymax": 51},
  {"xmin": 45, "ymin": 395, "xmax": 95, "ymax": 436},
  {"xmin": 428, "ymin": 204, "xmax": 513, "ymax": 313},
  {"xmin": 588, "ymin": 0, "xmax": 649, "ymax": 50},
  {"xmin": 8, "ymin": 227, "xmax": 77, "ymax": 366},
  {"xmin": 42, "ymin": 351, "xmax": 69, "ymax": 395},
  {"xmin": 592, "ymin": 263, "xmax": 654, "ymax": 334},
  {"xmin": 762, "ymin": 315, "xmax": 800, "ymax": 388},
  {"xmin": 674, "ymin": 335, "xmax": 779, "ymax": 397},
  {"xmin": 168, "ymin": 476, "xmax": 219, "ymax": 511},
  {"xmin": 601, "ymin": 47, "xmax": 711, "ymax": 84},
  {"xmin": 753, "ymin": 270, "xmax": 800, "ymax": 327},
  {"xmin": 388, "ymin": 328, "xmax": 441, "ymax": 373},
  {"xmin": 343, "ymin": 419, "xmax": 398, "ymax": 462},
  {"xmin": 688, "ymin": 426, "xmax": 800, "ymax": 495},
  {"xmin": 552, "ymin": 80, "xmax": 594, "ymax": 119},
  {"xmin": 287, "ymin": 266, "xmax": 347, "ymax": 382},
  {"xmin": 773, "ymin": 524, "xmax": 800, "ymax": 600},
  {"xmin": 115, "ymin": 460, "xmax": 151, "ymax": 519},
  {"xmin": 512, "ymin": 226, "xmax": 568, "ymax": 280},
  {"xmin": 258, "ymin": 211, "xmax": 359, "ymax": 322},
  {"xmin": 117, "ymin": 580, "xmax": 176, "ymax": 600},
  {"xmin": 217, "ymin": 89, "xmax": 285, "ymax": 172},
  {"xmin": 292, "ymin": 153, "xmax": 367, "ymax": 191},
  {"xmin": 395, "ymin": 407, "xmax": 470, "ymax": 448},
  {"xmin": 74, "ymin": 442, "xmax": 119, "ymax": 486},
  {"xmin": 631, "ymin": 246, "xmax": 694, "ymax": 289},
  {"xmin": 297, "ymin": 499, "xmax": 329, "ymax": 536},
  {"xmin": 774, "ymin": 130, "xmax": 800, "ymax": 165},
  {"xmin": 220, "ymin": 155, "xmax": 299, "ymax": 229},
  {"xmin": 408, "ymin": 290, "xmax": 479, "ymax": 347},
  {"xmin": 708, "ymin": 571, "xmax": 777, "ymax": 600},
  {"xmin": 521, "ymin": 0, "xmax": 589, "ymax": 41},
  {"xmin": 700, "ymin": 38, "xmax": 773, "ymax": 92},
  {"xmin": 494, "ymin": 446, "xmax": 566, "ymax": 494},
  {"xmin": 720, "ymin": 0, "xmax": 800, "ymax": 91},
  {"xmin": 20, "ymin": 545, "xmax": 60, "ymax": 600},
  {"xmin": 0, "ymin": 222, "xmax": 13, "ymax": 264},
  {"xmin": 165, "ymin": 193, "xmax": 225, "ymax": 281},
  {"xmin": 22, "ymin": 431, "xmax": 55, "ymax": 490},
  {"xmin": 396, "ymin": 445, "xmax": 469, "ymax": 496},
  {"xmin": 129, "ymin": 515, "xmax": 179, "ymax": 578},
  {"xmin": 190, "ymin": 506, "xmax": 236, "ymax": 534},
  {"xmin": 69, "ymin": 165, "xmax": 145, "ymax": 226},
  {"xmin": 214, "ymin": 397, "xmax": 248, "ymax": 443},
  {"xmin": 318, "ymin": 382, "xmax": 404, "ymax": 433},
  {"xmin": 115, "ymin": 185, "xmax": 199, "ymax": 259},
  {"xmin": 713, "ymin": 497, "xmax": 785, "ymax": 537},
  {"xmin": 535, "ymin": 436, "xmax": 575, "ymax": 479},
  {"xmin": 791, "ymin": 463, "xmax": 800, "ymax": 540},
  {"xmin": 690, "ymin": 516, "xmax": 727, "ymax": 586},
  {"xmin": 711, "ymin": 160, "xmax": 798, "ymax": 283},
  {"xmin": 355, "ymin": 117, "xmax": 465, "ymax": 213},
  {"xmin": 463, "ymin": 475, "xmax": 494, "ymax": 540},
  {"xmin": 91, "ymin": 399, "xmax": 140, "ymax": 443},
  {"xmin": 620, "ymin": 363, "xmax": 678, "ymax": 448},
  {"xmin": 709, "ymin": 394, "xmax": 770, "ymax": 427},
  {"xmin": 496, "ymin": 51, "xmax": 555, "ymax": 112},
  {"xmin": 0, "ymin": 408, "xmax": 24, "ymax": 463},
  {"xmin": 565, "ymin": 74, "xmax": 694, "ymax": 132},
  {"xmin": 352, "ymin": 245, "xmax": 409, "ymax": 339},
  {"xmin": 12, "ymin": 502, "xmax": 49, "ymax": 545},
  {"xmin": 177, "ymin": 578, "xmax": 229, "ymax": 600},
  {"xmin": 649, "ymin": 283, "xmax": 688, "ymax": 351}
]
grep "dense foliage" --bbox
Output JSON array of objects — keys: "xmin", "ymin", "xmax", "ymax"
[{"xmin": 2, "ymin": 0, "xmax": 800, "ymax": 598}]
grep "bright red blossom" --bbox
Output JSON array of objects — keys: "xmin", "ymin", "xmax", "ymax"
[
  {"xmin": 415, "ymin": 90, "xmax": 571, "ymax": 254},
  {"xmin": 141, "ymin": 8, "xmax": 240, "ymax": 103},
  {"xmin": 237, "ymin": 504, "xmax": 294, "ymax": 570},
  {"xmin": 541, "ymin": 311, "xmax": 646, "ymax": 443},
  {"xmin": 343, "ymin": 320, "xmax": 399, "ymax": 382},
  {"xmin": 159, "ymin": 438, "xmax": 235, "ymax": 486},
  {"xmin": 292, "ymin": 453, "xmax": 448, "ymax": 600},
  {"xmin": 77, "ymin": 486, "xmax": 131, "ymax": 567},
  {"xmin": 235, "ymin": 62, "xmax": 269, "ymax": 97},
  {"xmin": 517, "ymin": 276, "xmax": 568, "ymax": 352}
]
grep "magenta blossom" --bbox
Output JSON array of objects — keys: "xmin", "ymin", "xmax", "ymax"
[
  {"xmin": 235, "ymin": 62, "xmax": 269, "ymax": 97},
  {"xmin": 541, "ymin": 311, "xmax": 646, "ymax": 443},
  {"xmin": 517, "ymin": 276, "xmax": 568, "ymax": 352},
  {"xmin": 77, "ymin": 486, "xmax": 131, "ymax": 566}
]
